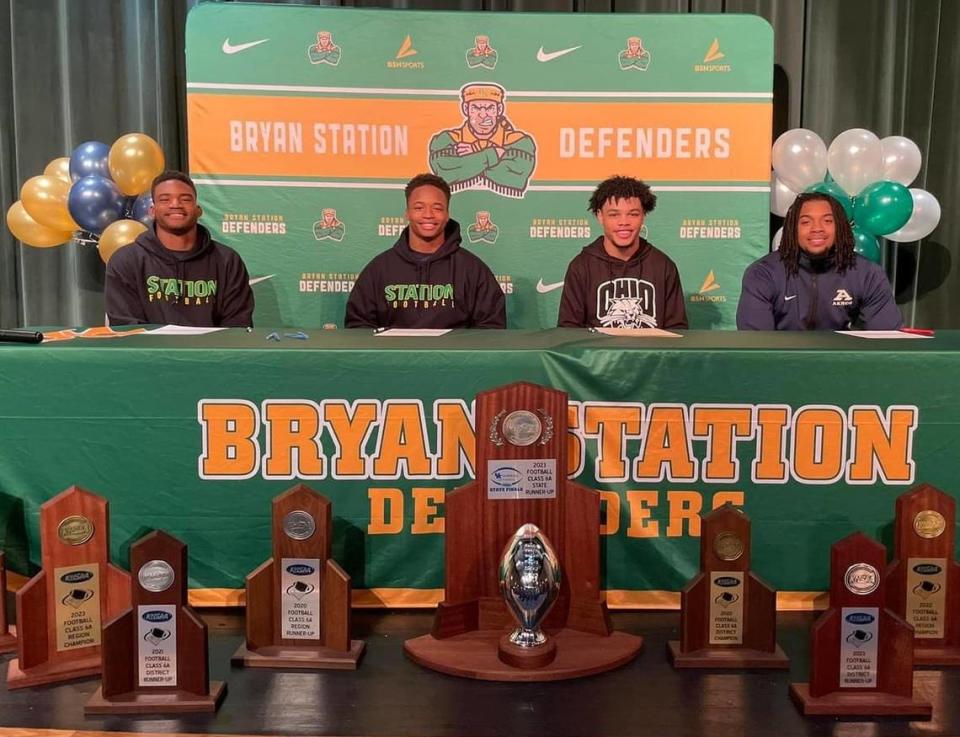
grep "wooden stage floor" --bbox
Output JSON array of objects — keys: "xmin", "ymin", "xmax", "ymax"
[{"xmin": 0, "ymin": 611, "xmax": 958, "ymax": 737}]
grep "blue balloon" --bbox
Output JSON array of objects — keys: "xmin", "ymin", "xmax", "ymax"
[
  {"xmin": 130, "ymin": 192, "xmax": 154, "ymax": 226},
  {"xmin": 69, "ymin": 141, "xmax": 111, "ymax": 181},
  {"xmin": 67, "ymin": 175, "xmax": 125, "ymax": 234}
]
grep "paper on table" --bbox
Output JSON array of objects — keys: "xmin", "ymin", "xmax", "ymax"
[
  {"xmin": 594, "ymin": 327, "xmax": 682, "ymax": 338},
  {"xmin": 839, "ymin": 330, "xmax": 932, "ymax": 339},
  {"xmin": 147, "ymin": 325, "xmax": 229, "ymax": 336},
  {"xmin": 376, "ymin": 328, "xmax": 451, "ymax": 337}
]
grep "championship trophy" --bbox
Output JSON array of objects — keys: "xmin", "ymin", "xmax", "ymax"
[
  {"xmin": 668, "ymin": 503, "xmax": 788, "ymax": 668},
  {"xmin": 498, "ymin": 524, "xmax": 562, "ymax": 668},
  {"xmin": 790, "ymin": 531, "xmax": 931, "ymax": 717},
  {"xmin": 405, "ymin": 381, "xmax": 643, "ymax": 681},
  {"xmin": 232, "ymin": 484, "xmax": 364, "ymax": 669},
  {"xmin": 8, "ymin": 486, "xmax": 131, "ymax": 688},
  {"xmin": 0, "ymin": 552, "xmax": 17, "ymax": 652},
  {"xmin": 885, "ymin": 483, "xmax": 960, "ymax": 665},
  {"xmin": 86, "ymin": 530, "xmax": 226, "ymax": 714}
]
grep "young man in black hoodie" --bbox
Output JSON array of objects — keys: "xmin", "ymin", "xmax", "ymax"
[
  {"xmin": 105, "ymin": 171, "xmax": 254, "ymax": 327},
  {"xmin": 345, "ymin": 173, "xmax": 506, "ymax": 329},
  {"xmin": 558, "ymin": 176, "xmax": 688, "ymax": 329}
]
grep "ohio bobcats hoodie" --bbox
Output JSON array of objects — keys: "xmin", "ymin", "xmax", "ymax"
[
  {"xmin": 557, "ymin": 237, "xmax": 688, "ymax": 329},
  {"xmin": 105, "ymin": 224, "xmax": 254, "ymax": 327},
  {"xmin": 344, "ymin": 220, "xmax": 506, "ymax": 329}
]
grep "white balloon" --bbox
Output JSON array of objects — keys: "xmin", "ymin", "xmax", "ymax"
[
  {"xmin": 772, "ymin": 226, "xmax": 783, "ymax": 252},
  {"xmin": 886, "ymin": 188, "xmax": 941, "ymax": 242},
  {"xmin": 880, "ymin": 136, "xmax": 922, "ymax": 186},
  {"xmin": 827, "ymin": 128, "xmax": 883, "ymax": 197},
  {"xmin": 770, "ymin": 173, "xmax": 799, "ymax": 217},
  {"xmin": 771, "ymin": 128, "xmax": 828, "ymax": 193}
]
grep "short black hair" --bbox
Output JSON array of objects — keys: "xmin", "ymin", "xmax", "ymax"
[
  {"xmin": 588, "ymin": 176, "xmax": 657, "ymax": 215},
  {"xmin": 151, "ymin": 170, "xmax": 197, "ymax": 198},
  {"xmin": 405, "ymin": 173, "xmax": 451, "ymax": 204}
]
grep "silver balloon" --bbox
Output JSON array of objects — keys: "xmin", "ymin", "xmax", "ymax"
[
  {"xmin": 880, "ymin": 136, "xmax": 922, "ymax": 187},
  {"xmin": 771, "ymin": 128, "xmax": 827, "ymax": 193},
  {"xmin": 499, "ymin": 524, "xmax": 561, "ymax": 648},
  {"xmin": 772, "ymin": 226, "xmax": 784, "ymax": 252},
  {"xmin": 886, "ymin": 188, "xmax": 941, "ymax": 242},
  {"xmin": 770, "ymin": 173, "xmax": 798, "ymax": 217},
  {"xmin": 827, "ymin": 128, "xmax": 883, "ymax": 197}
]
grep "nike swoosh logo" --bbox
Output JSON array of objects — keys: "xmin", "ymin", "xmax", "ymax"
[
  {"xmin": 536, "ymin": 279, "xmax": 564, "ymax": 294},
  {"xmin": 536, "ymin": 45, "xmax": 582, "ymax": 63},
  {"xmin": 785, "ymin": 294, "xmax": 797, "ymax": 301},
  {"xmin": 249, "ymin": 274, "xmax": 276, "ymax": 287},
  {"xmin": 222, "ymin": 38, "xmax": 269, "ymax": 55}
]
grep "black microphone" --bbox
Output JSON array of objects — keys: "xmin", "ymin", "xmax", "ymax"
[{"xmin": 0, "ymin": 329, "xmax": 43, "ymax": 344}]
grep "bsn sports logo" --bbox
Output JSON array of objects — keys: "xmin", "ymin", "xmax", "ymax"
[{"xmin": 597, "ymin": 278, "xmax": 657, "ymax": 328}]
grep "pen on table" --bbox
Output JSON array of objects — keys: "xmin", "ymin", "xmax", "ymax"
[{"xmin": 901, "ymin": 328, "xmax": 935, "ymax": 336}]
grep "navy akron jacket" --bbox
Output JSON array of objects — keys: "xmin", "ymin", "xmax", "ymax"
[{"xmin": 736, "ymin": 251, "xmax": 903, "ymax": 331}]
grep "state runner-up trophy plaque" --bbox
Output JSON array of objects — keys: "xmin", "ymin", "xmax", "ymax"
[
  {"xmin": 86, "ymin": 530, "xmax": 226, "ymax": 714},
  {"xmin": 885, "ymin": 483, "xmax": 960, "ymax": 665},
  {"xmin": 0, "ymin": 552, "xmax": 18, "ymax": 653},
  {"xmin": 8, "ymin": 486, "xmax": 131, "ymax": 688},
  {"xmin": 232, "ymin": 484, "xmax": 364, "ymax": 669},
  {"xmin": 668, "ymin": 503, "xmax": 788, "ymax": 668},
  {"xmin": 404, "ymin": 381, "xmax": 643, "ymax": 681},
  {"xmin": 790, "ymin": 532, "xmax": 931, "ymax": 718}
]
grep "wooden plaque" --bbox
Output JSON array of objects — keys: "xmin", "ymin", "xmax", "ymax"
[
  {"xmin": 7, "ymin": 486, "xmax": 131, "ymax": 689},
  {"xmin": 85, "ymin": 530, "xmax": 226, "ymax": 714},
  {"xmin": 885, "ymin": 483, "xmax": 960, "ymax": 665},
  {"xmin": 231, "ymin": 484, "xmax": 364, "ymax": 669},
  {"xmin": 405, "ymin": 382, "xmax": 642, "ymax": 681},
  {"xmin": 789, "ymin": 532, "xmax": 931, "ymax": 717},
  {"xmin": 0, "ymin": 552, "xmax": 17, "ymax": 653},
  {"xmin": 668, "ymin": 503, "xmax": 788, "ymax": 668}
]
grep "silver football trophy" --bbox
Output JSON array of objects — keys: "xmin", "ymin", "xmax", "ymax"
[{"xmin": 499, "ymin": 524, "xmax": 561, "ymax": 656}]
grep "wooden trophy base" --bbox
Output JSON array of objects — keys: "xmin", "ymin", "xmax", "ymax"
[
  {"xmin": 789, "ymin": 683, "xmax": 932, "ymax": 718},
  {"xmin": 914, "ymin": 645, "xmax": 960, "ymax": 667},
  {"xmin": 405, "ymin": 628, "xmax": 642, "ymax": 682},
  {"xmin": 85, "ymin": 681, "xmax": 226, "ymax": 715},
  {"xmin": 7, "ymin": 652, "xmax": 101, "ymax": 689},
  {"xmin": 231, "ymin": 640, "xmax": 365, "ymax": 670},
  {"xmin": 498, "ymin": 633, "xmax": 557, "ymax": 669},
  {"xmin": 667, "ymin": 640, "xmax": 790, "ymax": 669},
  {"xmin": 0, "ymin": 625, "xmax": 16, "ymax": 654}
]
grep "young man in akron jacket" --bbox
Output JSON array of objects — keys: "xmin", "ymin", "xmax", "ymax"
[
  {"xmin": 558, "ymin": 176, "xmax": 688, "ymax": 330},
  {"xmin": 345, "ymin": 173, "xmax": 506, "ymax": 329},
  {"xmin": 736, "ymin": 192, "xmax": 902, "ymax": 330},
  {"xmin": 105, "ymin": 171, "xmax": 254, "ymax": 327}
]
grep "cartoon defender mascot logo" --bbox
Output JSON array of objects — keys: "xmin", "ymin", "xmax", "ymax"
[
  {"xmin": 308, "ymin": 31, "xmax": 341, "ymax": 66},
  {"xmin": 428, "ymin": 82, "xmax": 536, "ymax": 199},
  {"xmin": 619, "ymin": 37, "xmax": 651, "ymax": 71},
  {"xmin": 313, "ymin": 208, "xmax": 345, "ymax": 242},
  {"xmin": 467, "ymin": 210, "xmax": 499, "ymax": 245},
  {"xmin": 466, "ymin": 35, "xmax": 498, "ymax": 70}
]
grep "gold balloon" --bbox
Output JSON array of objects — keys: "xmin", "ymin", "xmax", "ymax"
[
  {"xmin": 108, "ymin": 133, "xmax": 165, "ymax": 196},
  {"xmin": 98, "ymin": 219, "xmax": 147, "ymax": 264},
  {"xmin": 5, "ymin": 200, "xmax": 73, "ymax": 247},
  {"xmin": 21, "ymin": 175, "xmax": 79, "ymax": 231},
  {"xmin": 43, "ymin": 156, "xmax": 72, "ymax": 183}
]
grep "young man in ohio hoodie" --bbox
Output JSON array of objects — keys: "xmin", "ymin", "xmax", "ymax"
[
  {"xmin": 345, "ymin": 173, "xmax": 506, "ymax": 329},
  {"xmin": 558, "ymin": 176, "xmax": 688, "ymax": 329},
  {"xmin": 105, "ymin": 171, "xmax": 254, "ymax": 327},
  {"xmin": 737, "ymin": 192, "xmax": 902, "ymax": 330}
]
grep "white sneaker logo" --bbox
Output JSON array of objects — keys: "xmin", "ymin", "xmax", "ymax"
[
  {"xmin": 784, "ymin": 294, "xmax": 797, "ymax": 302},
  {"xmin": 536, "ymin": 45, "xmax": 582, "ymax": 63},
  {"xmin": 536, "ymin": 279, "xmax": 564, "ymax": 294},
  {"xmin": 222, "ymin": 38, "xmax": 270, "ymax": 55}
]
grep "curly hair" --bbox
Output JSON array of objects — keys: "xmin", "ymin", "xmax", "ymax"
[
  {"xmin": 779, "ymin": 192, "xmax": 856, "ymax": 275},
  {"xmin": 588, "ymin": 176, "xmax": 657, "ymax": 215},
  {"xmin": 405, "ymin": 173, "xmax": 451, "ymax": 205}
]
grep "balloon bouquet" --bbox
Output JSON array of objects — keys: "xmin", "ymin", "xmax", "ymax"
[
  {"xmin": 770, "ymin": 128, "xmax": 941, "ymax": 262},
  {"xmin": 5, "ymin": 134, "xmax": 165, "ymax": 263}
]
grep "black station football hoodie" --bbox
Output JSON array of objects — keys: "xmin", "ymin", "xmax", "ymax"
[
  {"xmin": 105, "ymin": 224, "xmax": 254, "ymax": 328},
  {"xmin": 344, "ymin": 220, "xmax": 506, "ymax": 329},
  {"xmin": 557, "ymin": 237, "xmax": 688, "ymax": 329}
]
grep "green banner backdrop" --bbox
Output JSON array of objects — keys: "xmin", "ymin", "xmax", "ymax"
[{"xmin": 185, "ymin": 4, "xmax": 773, "ymax": 330}]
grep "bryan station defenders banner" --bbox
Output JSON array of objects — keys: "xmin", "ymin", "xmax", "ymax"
[{"xmin": 186, "ymin": 5, "xmax": 773, "ymax": 329}]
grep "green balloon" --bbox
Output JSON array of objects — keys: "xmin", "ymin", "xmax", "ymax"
[
  {"xmin": 852, "ymin": 225, "xmax": 881, "ymax": 263},
  {"xmin": 852, "ymin": 180, "xmax": 913, "ymax": 236},
  {"xmin": 805, "ymin": 180, "xmax": 854, "ymax": 220}
]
